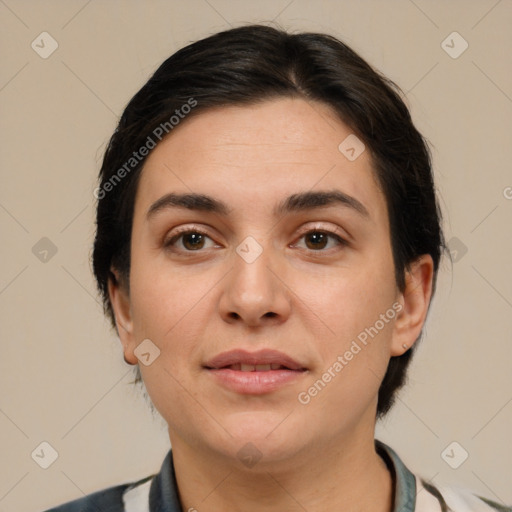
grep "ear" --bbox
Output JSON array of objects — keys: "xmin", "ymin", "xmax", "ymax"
[
  {"xmin": 108, "ymin": 268, "xmax": 138, "ymax": 365},
  {"xmin": 390, "ymin": 254, "xmax": 434, "ymax": 356}
]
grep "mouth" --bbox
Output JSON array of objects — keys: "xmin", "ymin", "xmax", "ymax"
[
  {"xmin": 218, "ymin": 363, "xmax": 294, "ymax": 371},
  {"xmin": 204, "ymin": 349, "xmax": 307, "ymax": 394}
]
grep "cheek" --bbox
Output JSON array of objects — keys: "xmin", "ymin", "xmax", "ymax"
[
  {"xmin": 130, "ymin": 275, "xmax": 203, "ymax": 349},
  {"xmin": 303, "ymin": 255, "xmax": 398, "ymax": 412},
  {"xmin": 300, "ymin": 270, "xmax": 397, "ymax": 418},
  {"xmin": 129, "ymin": 266, "xmax": 210, "ymax": 422},
  {"xmin": 129, "ymin": 244, "xmax": 201, "ymax": 334},
  {"xmin": 128, "ymin": 252, "xmax": 224, "ymax": 379},
  {"xmin": 316, "ymin": 257, "xmax": 397, "ymax": 342}
]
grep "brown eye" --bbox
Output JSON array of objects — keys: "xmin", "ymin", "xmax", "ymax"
[
  {"xmin": 180, "ymin": 232, "xmax": 206, "ymax": 250},
  {"xmin": 165, "ymin": 229, "xmax": 216, "ymax": 252},
  {"xmin": 295, "ymin": 230, "xmax": 347, "ymax": 252},
  {"xmin": 304, "ymin": 231, "xmax": 329, "ymax": 250}
]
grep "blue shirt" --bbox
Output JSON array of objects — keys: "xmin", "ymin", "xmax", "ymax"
[{"xmin": 43, "ymin": 440, "xmax": 510, "ymax": 511}]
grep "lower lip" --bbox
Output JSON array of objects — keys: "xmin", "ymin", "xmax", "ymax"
[{"xmin": 206, "ymin": 368, "xmax": 306, "ymax": 394}]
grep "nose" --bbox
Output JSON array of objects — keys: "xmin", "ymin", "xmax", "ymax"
[{"xmin": 218, "ymin": 240, "xmax": 292, "ymax": 328}]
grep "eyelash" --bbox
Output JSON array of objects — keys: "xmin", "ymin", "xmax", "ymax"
[{"xmin": 164, "ymin": 225, "xmax": 348, "ymax": 255}]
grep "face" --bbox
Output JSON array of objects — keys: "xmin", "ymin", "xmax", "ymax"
[{"xmin": 110, "ymin": 97, "xmax": 430, "ymax": 467}]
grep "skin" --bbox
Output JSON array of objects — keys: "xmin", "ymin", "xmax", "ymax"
[{"xmin": 109, "ymin": 97, "xmax": 434, "ymax": 512}]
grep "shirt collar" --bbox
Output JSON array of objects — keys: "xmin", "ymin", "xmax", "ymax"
[
  {"xmin": 147, "ymin": 447, "xmax": 180, "ymax": 512},
  {"xmin": 150, "ymin": 440, "xmax": 417, "ymax": 512},
  {"xmin": 376, "ymin": 439, "xmax": 417, "ymax": 512}
]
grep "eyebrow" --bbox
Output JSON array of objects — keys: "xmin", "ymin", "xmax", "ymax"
[{"xmin": 146, "ymin": 190, "xmax": 370, "ymax": 220}]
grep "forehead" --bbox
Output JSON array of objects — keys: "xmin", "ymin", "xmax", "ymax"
[{"xmin": 134, "ymin": 97, "xmax": 386, "ymax": 224}]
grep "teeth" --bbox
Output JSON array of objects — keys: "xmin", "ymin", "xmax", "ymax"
[
  {"xmin": 222, "ymin": 363, "xmax": 291, "ymax": 371},
  {"xmin": 233, "ymin": 363, "xmax": 277, "ymax": 371}
]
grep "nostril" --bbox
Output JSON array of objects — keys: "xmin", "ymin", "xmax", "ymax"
[{"xmin": 226, "ymin": 311, "xmax": 276, "ymax": 321}]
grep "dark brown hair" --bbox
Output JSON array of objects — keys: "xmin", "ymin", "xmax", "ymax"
[{"xmin": 92, "ymin": 24, "xmax": 447, "ymax": 418}]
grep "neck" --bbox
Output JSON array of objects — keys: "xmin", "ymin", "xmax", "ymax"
[{"xmin": 170, "ymin": 430, "xmax": 394, "ymax": 512}]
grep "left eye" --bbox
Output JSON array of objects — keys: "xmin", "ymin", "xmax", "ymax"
[{"xmin": 294, "ymin": 230, "xmax": 346, "ymax": 251}]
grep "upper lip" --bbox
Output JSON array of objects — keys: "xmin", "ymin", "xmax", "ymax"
[{"xmin": 204, "ymin": 349, "xmax": 306, "ymax": 371}]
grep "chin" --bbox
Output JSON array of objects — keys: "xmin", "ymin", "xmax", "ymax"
[
  {"xmin": 221, "ymin": 411, "xmax": 306, "ymax": 456},
  {"xmin": 224, "ymin": 409, "xmax": 290, "ymax": 435}
]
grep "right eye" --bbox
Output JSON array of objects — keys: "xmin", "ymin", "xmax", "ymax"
[{"xmin": 164, "ymin": 227, "xmax": 219, "ymax": 252}]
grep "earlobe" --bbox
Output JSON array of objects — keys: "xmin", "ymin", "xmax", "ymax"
[
  {"xmin": 108, "ymin": 269, "xmax": 138, "ymax": 365},
  {"xmin": 390, "ymin": 255, "xmax": 434, "ymax": 357}
]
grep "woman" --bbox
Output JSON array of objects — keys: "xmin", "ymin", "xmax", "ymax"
[{"xmin": 45, "ymin": 24, "xmax": 509, "ymax": 512}]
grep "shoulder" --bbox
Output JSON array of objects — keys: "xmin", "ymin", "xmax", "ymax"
[
  {"xmin": 42, "ymin": 475, "xmax": 154, "ymax": 512},
  {"xmin": 416, "ymin": 477, "xmax": 512, "ymax": 512},
  {"xmin": 376, "ymin": 440, "xmax": 510, "ymax": 512}
]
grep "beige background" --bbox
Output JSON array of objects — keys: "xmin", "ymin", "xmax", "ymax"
[{"xmin": 1, "ymin": 1, "xmax": 511, "ymax": 510}]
